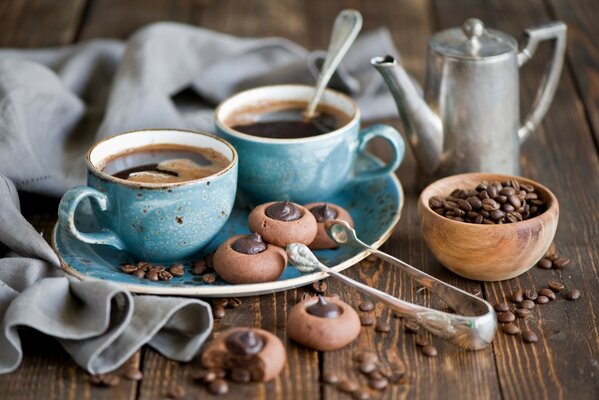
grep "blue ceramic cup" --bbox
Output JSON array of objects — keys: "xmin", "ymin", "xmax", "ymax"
[
  {"xmin": 214, "ymin": 85, "xmax": 405, "ymax": 204},
  {"xmin": 58, "ymin": 129, "xmax": 238, "ymax": 262}
]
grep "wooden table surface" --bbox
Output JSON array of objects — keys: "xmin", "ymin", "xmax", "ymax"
[{"xmin": 1, "ymin": 0, "xmax": 598, "ymax": 399}]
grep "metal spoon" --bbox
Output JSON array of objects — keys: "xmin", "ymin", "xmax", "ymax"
[
  {"xmin": 286, "ymin": 220, "xmax": 497, "ymax": 351},
  {"xmin": 303, "ymin": 9, "xmax": 363, "ymax": 119}
]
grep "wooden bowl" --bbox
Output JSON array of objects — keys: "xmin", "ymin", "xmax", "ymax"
[{"xmin": 418, "ymin": 173, "xmax": 559, "ymax": 281}]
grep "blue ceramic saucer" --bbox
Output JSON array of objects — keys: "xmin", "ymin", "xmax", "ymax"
[{"xmin": 52, "ymin": 155, "xmax": 403, "ymax": 297}]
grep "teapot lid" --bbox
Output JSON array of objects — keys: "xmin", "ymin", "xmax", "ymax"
[{"xmin": 429, "ymin": 18, "xmax": 517, "ymax": 60}]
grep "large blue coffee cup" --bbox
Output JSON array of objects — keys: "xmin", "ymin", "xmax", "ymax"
[
  {"xmin": 215, "ymin": 85, "xmax": 404, "ymax": 204},
  {"xmin": 58, "ymin": 129, "xmax": 238, "ymax": 262}
]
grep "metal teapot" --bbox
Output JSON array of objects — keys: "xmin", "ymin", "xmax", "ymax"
[{"xmin": 372, "ymin": 18, "xmax": 566, "ymax": 176}]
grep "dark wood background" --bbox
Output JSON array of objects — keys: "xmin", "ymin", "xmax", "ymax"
[{"xmin": 1, "ymin": 0, "xmax": 598, "ymax": 399}]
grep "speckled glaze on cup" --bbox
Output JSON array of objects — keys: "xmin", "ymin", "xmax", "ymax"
[
  {"xmin": 58, "ymin": 129, "xmax": 238, "ymax": 262},
  {"xmin": 215, "ymin": 85, "xmax": 405, "ymax": 204}
]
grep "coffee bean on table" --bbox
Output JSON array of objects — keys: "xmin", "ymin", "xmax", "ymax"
[
  {"xmin": 213, "ymin": 298, "xmax": 228, "ymax": 308},
  {"xmin": 515, "ymin": 308, "xmax": 531, "ymax": 319},
  {"xmin": 553, "ymin": 257, "xmax": 571, "ymax": 269},
  {"xmin": 133, "ymin": 270, "xmax": 146, "ymax": 279},
  {"xmin": 548, "ymin": 281, "xmax": 565, "ymax": 292},
  {"xmin": 375, "ymin": 319, "xmax": 390, "ymax": 333},
  {"xmin": 192, "ymin": 260, "xmax": 207, "ymax": 275},
  {"xmin": 203, "ymin": 273, "xmax": 217, "ymax": 284},
  {"xmin": 494, "ymin": 302, "xmax": 510, "ymax": 312},
  {"xmin": 338, "ymin": 379, "xmax": 359, "ymax": 393},
  {"xmin": 524, "ymin": 289, "xmax": 538, "ymax": 301},
  {"xmin": 415, "ymin": 335, "xmax": 429, "ymax": 347},
  {"xmin": 158, "ymin": 270, "xmax": 173, "ymax": 281},
  {"xmin": 322, "ymin": 371, "xmax": 339, "ymax": 384},
  {"xmin": 312, "ymin": 280, "xmax": 328, "ymax": 294},
  {"xmin": 537, "ymin": 258, "xmax": 553, "ymax": 269},
  {"xmin": 359, "ymin": 301, "xmax": 375, "ymax": 311},
  {"xmin": 356, "ymin": 352, "xmax": 379, "ymax": 364},
  {"xmin": 520, "ymin": 300, "xmax": 536, "ymax": 310},
  {"xmin": 536, "ymin": 295, "xmax": 549, "ymax": 304},
  {"xmin": 421, "ymin": 345, "xmax": 438, "ymax": 357},
  {"xmin": 168, "ymin": 385, "xmax": 186, "ymax": 399},
  {"xmin": 502, "ymin": 323, "xmax": 520, "ymax": 335},
  {"xmin": 227, "ymin": 298, "xmax": 242, "ymax": 308},
  {"xmin": 121, "ymin": 263, "xmax": 138, "ymax": 274},
  {"xmin": 169, "ymin": 263, "xmax": 185, "ymax": 277},
  {"xmin": 230, "ymin": 368, "xmax": 251, "ymax": 384},
  {"xmin": 212, "ymin": 305, "xmax": 225, "ymax": 319},
  {"xmin": 510, "ymin": 290, "xmax": 524, "ymax": 304},
  {"xmin": 522, "ymin": 330, "xmax": 539, "ymax": 343},
  {"xmin": 146, "ymin": 270, "xmax": 159, "ymax": 281},
  {"xmin": 208, "ymin": 379, "xmax": 229, "ymax": 395},
  {"xmin": 359, "ymin": 361, "xmax": 378, "ymax": 374},
  {"xmin": 538, "ymin": 288, "xmax": 556, "ymax": 300},
  {"xmin": 360, "ymin": 315, "xmax": 374, "ymax": 326},
  {"xmin": 566, "ymin": 289, "xmax": 582, "ymax": 300},
  {"xmin": 369, "ymin": 377, "xmax": 389, "ymax": 390},
  {"xmin": 497, "ymin": 312, "xmax": 516, "ymax": 323}
]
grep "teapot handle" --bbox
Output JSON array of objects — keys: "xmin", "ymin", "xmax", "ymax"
[{"xmin": 517, "ymin": 22, "xmax": 567, "ymax": 143}]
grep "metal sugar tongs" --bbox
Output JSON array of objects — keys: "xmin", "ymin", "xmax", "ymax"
[{"xmin": 286, "ymin": 220, "xmax": 497, "ymax": 350}]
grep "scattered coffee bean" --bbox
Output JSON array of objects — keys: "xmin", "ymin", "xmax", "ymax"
[
  {"xmin": 404, "ymin": 320, "xmax": 419, "ymax": 333},
  {"xmin": 359, "ymin": 361, "xmax": 378, "ymax": 374},
  {"xmin": 502, "ymin": 323, "xmax": 520, "ymax": 335},
  {"xmin": 124, "ymin": 368, "xmax": 143, "ymax": 381},
  {"xmin": 515, "ymin": 308, "xmax": 531, "ymax": 319},
  {"xmin": 538, "ymin": 288, "xmax": 556, "ymax": 300},
  {"xmin": 497, "ymin": 312, "xmax": 516, "ymax": 323},
  {"xmin": 522, "ymin": 330, "xmax": 538, "ymax": 343},
  {"xmin": 520, "ymin": 300, "xmax": 536, "ymax": 310},
  {"xmin": 90, "ymin": 373, "xmax": 120, "ymax": 387},
  {"xmin": 203, "ymin": 273, "xmax": 217, "ymax": 284},
  {"xmin": 338, "ymin": 379, "xmax": 359, "ymax": 393},
  {"xmin": 121, "ymin": 263, "xmax": 138, "ymax": 274},
  {"xmin": 548, "ymin": 281, "xmax": 565, "ymax": 292},
  {"xmin": 227, "ymin": 298, "xmax": 242, "ymax": 308},
  {"xmin": 553, "ymin": 257, "xmax": 571, "ymax": 269},
  {"xmin": 212, "ymin": 305, "xmax": 225, "ymax": 319},
  {"xmin": 213, "ymin": 298, "xmax": 228, "ymax": 308},
  {"xmin": 148, "ymin": 265, "xmax": 165, "ymax": 273},
  {"xmin": 415, "ymin": 335, "xmax": 429, "ymax": 347},
  {"xmin": 360, "ymin": 315, "xmax": 374, "ymax": 326},
  {"xmin": 169, "ymin": 263, "xmax": 185, "ymax": 277},
  {"xmin": 471, "ymin": 288, "xmax": 482, "ymax": 297},
  {"xmin": 322, "ymin": 371, "xmax": 339, "ymax": 384},
  {"xmin": 133, "ymin": 269, "xmax": 146, "ymax": 279},
  {"xmin": 146, "ymin": 270, "xmax": 159, "ymax": 281},
  {"xmin": 208, "ymin": 379, "xmax": 229, "ymax": 395},
  {"xmin": 359, "ymin": 301, "xmax": 375, "ymax": 311},
  {"xmin": 524, "ymin": 289, "xmax": 538, "ymax": 301},
  {"xmin": 537, "ymin": 258, "xmax": 553, "ymax": 269},
  {"xmin": 168, "ymin": 385, "xmax": 186, "ymax": 399},
  {"xmin": 137, "ymin": 261, "xmax": 150, "ymax": 271},
  {"xmin": 369, "ymin": 377, "xmax": 389, "ymax": 390},
  {"xmin": 230, "ymin": 368, "xmax": 251, "ymax": 383},
  {"xmin": 312, "ymin": 280, "xmax": 328, "ymax": 294},
  {"xmin": 353, "ymin": 389, "xmax": 371, "ymax": 400},
  {"xmin": 192, "ymin": 369, "xmax": 217, "ymax": 383},
  {"xmin": 510, "ymin": 290, "xmax": 524, "ymax": 304},
  {"xmin": 356, "ymin": 352, "xmax": 379, "ymax": 365},
  {"xmin": 494, "ymin": 302, "xmax": 510, "ymax": 312},
  {"xmin": 536, "ymin": 295, "xmax": 549, "ymax": 304},
  {"xmin": 192, "ymin": 260, "xmax": 208, "ymax": 275},
  {"xmin": 158, "ymin": 270, "xmax": 173, "ymax": 281},
  {"xmin": 368, "ymin": 370, "xmax": 383, "ymax": 380},
  {"xmin": 566, "ymin": 289, "xmax": 581, "ymax": 301},
  {"xmin": 375, "ymin": 319, "xmax": 390, "ymax": 333},
  {"xmin": 421, "ymin": 345, "xmax": 438, "ymax": 357}
]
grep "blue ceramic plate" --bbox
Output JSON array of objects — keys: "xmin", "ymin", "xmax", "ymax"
[{"xmin": 52, "ymin": 155, "xmax": 403, "ymax": 297}]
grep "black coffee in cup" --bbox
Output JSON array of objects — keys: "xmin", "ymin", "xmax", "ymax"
[
  {"xmin": 227, "ymin": 101, "xmax": 350, "ymax": 139},
  {"xmin": 101, "ymin": 144, "xmax": 230, "ymax": 184}
]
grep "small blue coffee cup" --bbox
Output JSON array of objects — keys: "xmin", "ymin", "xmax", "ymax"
[
  {"xmin": 58, "ymin": 129, "xmax": 238, "ymax": 262},
  {"xmin": 215, "ymin": 85, "xmax": 404, "ymax": 204}
]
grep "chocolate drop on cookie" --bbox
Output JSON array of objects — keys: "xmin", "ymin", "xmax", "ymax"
[
  {"xmin": 265, "ymin": 201, "xmax": 302, "ymax": 221},
  {"xmin": 225, "ymin": 330, "xmax": 264, "ymax": 355},
  {"xmin": 309, "ymin": 203, "xmax": 338, "ymax": 222},
  {"xmin": 231, "ymin": 233, "xmax": 267, "ymax": 254},
  {"xmin": 306, "ymin": 296, "xmax": 341, "ymax": 318}
]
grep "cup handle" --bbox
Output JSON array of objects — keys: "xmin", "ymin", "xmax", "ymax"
[
  {"xmin": 352, "ymin": 124, "xmax": 405, "ymax": 181},
  {"xmin": 58, "ymin": 186, "xmax": 126, "ymax": 250}
]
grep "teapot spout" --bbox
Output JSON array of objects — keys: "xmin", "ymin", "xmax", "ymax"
[{"xmin": 372, "ymin": 55, "xmax": 443, "ymax": 174}]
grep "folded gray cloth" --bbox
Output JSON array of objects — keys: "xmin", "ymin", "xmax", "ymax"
[{"xmin": 0, "ymin": 22, "xmax": 400, "ymax": 374}]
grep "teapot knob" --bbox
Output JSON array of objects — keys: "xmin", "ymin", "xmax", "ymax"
[{"xmin": 462, "ymin": 18, "xmax": 485, "ymax": 39}]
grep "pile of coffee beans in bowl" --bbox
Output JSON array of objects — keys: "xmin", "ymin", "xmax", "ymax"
[{"xmin": 429, "ymin": 179, "xmax": 547, "ymax": 224}]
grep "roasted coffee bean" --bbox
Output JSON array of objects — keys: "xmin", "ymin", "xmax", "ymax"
[
  {"xmin": 467, "ymin": 211, "xmax": 480, "ymax": 220},
  {"xmin": 169, "ymin": 263, "xmax": 185, "ymax": 277},
  {"xmin": 204, "ymin": 253, "xmax": 214, "ymax": 269},
  {"xmin": 213, "ymin": 298, "xmax": 228, "ymax": 308},
  {"xmin": 192, "ymin": 260, "xmax": 207, "ymax": 275},
  {"xmin": 148, "ymin": 265, "xmax": 165, "ymax": 273},
  {"xmin": 548, "ymin": 281, "xmax": 565, "ymax": 292},
  {"xmin": 521, "ymin": 183, "xmax": 534, "ymax": 192},
  {"xmin": 227, "ymin": 298, "xmax": 242, "ymax": 308},
  {"xmin": 471, "ymin": 288, "xmax": 482, "ymax": 297},
  {"xmin": 444, "ymin": 200, "xmax": 458, "ymax": 210},
  {"xmin": 415, "ymin": 335, "xmax": 429, "ymax": 347},
  {"xmin": 137, "ymin": 261, "xmax": 150, "ymax": 271},
  {"xmin": 566, "ymin": 289, "xmax": 581, "ymax": 300},
  {"xmin": 146, "ymin": 270, "xmax": 159, "ymax": 281},
  {"xmin": 359, "ymin": 301, "xmax": 374, "ymax": 311},
  {"xmin": 553, "ymin": 257, "xmax": 571, "ymax": 269},
  {"xmin": 490, "ymin": 210, "xmax": 506, "ymax": 221},
  {"xmin": 356, "ymin": 351, "xmax": 379, "ymax": 364},
  {"xmin": 429, "ymin": 196, "xmax": 445, "ymax": 209},
  {"xmin": 457, "ymin": 199, "xmax": 472, "ymax": 211},
  {"xmin": 538, "ymin": 288, "xmax": 556, "ymax": 300},
  {"xmin": 537, "ymin": 258, "xmax": 553, "ymax": 269},
  {"xmin": 497, "ymin": 312, "xmax": 516, "ymax": 323},
  {"xmin": 368, "ymin": 370, "xmax": 383, "ymax": 380},
  {"xmin": 338, "ymin": 379, "xmax": 359, "ymax": 393},
  {"xmin": 515, "ymin": 308, "xmax": 531, "ymax": 319},
  {"xmin": 510, "ymin": 290, "xmax": 524, "ymax": 304},
  {"xmin": 208, "ymin": 379, "xmax": 229, "ymax": 395},
  {"xmin": 322, "ymin": 371, "xmax": 339, "ymax": 384},
  {"xmin": 168, "ymin": 385, "xmax": 186, "ymax": 399},
  {"xmin": 360, "ymin": 315, "xmax": 374, "ymax": 326},
  {"xmin": 421, "ymin": 345, "xmax": 438, "ymax": 357},
  {"xmin": 474, "ymin": 215, "xmax": 484, "ymax": 224},
  {"xmin": 375, "ymin": 319, "xmax": 390, "ymax": 333},
  {"xmin": 502, "ymin": 203, "xmax": 515, "ymax": 213},
  {"xmin": 124, "ymin": 368, "xmax": 143, "ymax": 381},
  {"xmin": 203, "ymin": 273, "xmax": 217, "ymax": 284},
  {"xmin": 494, "ymin": 302, "xmax": 510, "ymax": 312},
  {"xmin": 536, "ymin": 295, "xmax": 549, "ymax": 304},
  {"xmin": 522, "ymin": 330, "xmax": 538, "ymax": 343},
  {"xmin": 192, "ymin": 369, "xmax": 217, "ymax": 383},
  {"xmin": 508, "ymin": 195, "xmax": 521, "ymax": 208},
  {"xmin": 404, "ymin": 320, "xmax": 419, "ymax": 333},
  {"xmin": 467, "ymin": 196, "xmax": 482, "ymax": 210},
  {"xmin": 353, "ymin": 389, "xmax": 371, "ymax": 400},
  {"xmin": 502, "ymin": 323, "xmax": 520, "ymax": 335},
  {"xmin": 133, "ymin": 270, "xmax": 145, "ymax": 279},
  {"xmin": 369, "ymin": 377, "xmax": 389, "ymax": 390},
  {"xmin": 212, "ymin": 305, "xmax": 225, "ymax": 319},
  {"xmin": 121, "ymin": 263, "xmax": 138, "ymax": 274},
  {"xmin": 230, "ymin": 368, "xmax": 251, "ymax": 383},
  {"xmin": 312, "ymin": 280, "xmax": 328, "ymax": 294},
  {"xmin": 158, "ymin": 270, "xmax": 173, "ymax": 281},
  {"xmin": 500, "ymin": 187, "xmax": 516, "ymax": 196},
  {"xmin": 359, "ymin": 361, "xmax": 378, "ymax": 374},
  {"xmin": 524, "ymin": 289, "xmax": 538, "ymax": 301},
  {"xmin": 520, "ymin": 300, "xmax": 536, "ymax": 310},
  {"xmin": 482, "ymin": 198, "xmax": 499, "ymax": 211}
]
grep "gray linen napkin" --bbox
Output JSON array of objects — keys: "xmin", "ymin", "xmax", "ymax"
[{"xmin": 0, "ymin": 22, "xmax": 400, "ymax": 374}]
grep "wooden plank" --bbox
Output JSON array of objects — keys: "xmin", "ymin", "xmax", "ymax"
[
  {"xmin": 546, "ymin": 0, "xmax": 599, "ymax": 150},
  {"xmin": 0, "ymin": 0, "xmax": 87, "ymax": 46},
  {"xmin": 433, "ymin": 0, "xmax": 599, "ymax": 399}
]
